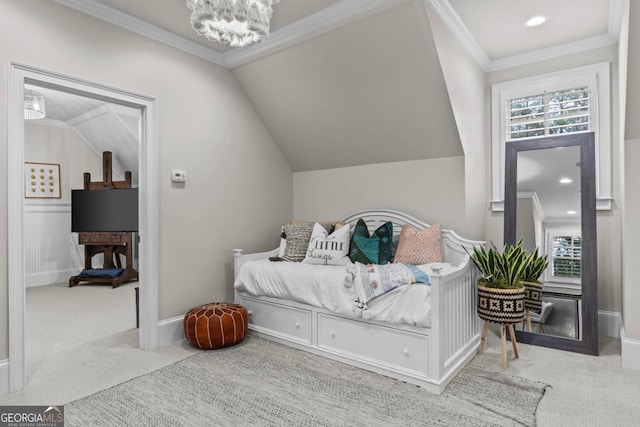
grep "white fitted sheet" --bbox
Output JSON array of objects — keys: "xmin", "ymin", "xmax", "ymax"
[{"xmin": 234, "ymin": 259, "xmax": 432, "ymax": 328}]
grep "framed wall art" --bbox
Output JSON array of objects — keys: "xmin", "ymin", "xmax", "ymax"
[{"xmin": 25, "ymin": 162, "xmax": 61, "ymax": 199}]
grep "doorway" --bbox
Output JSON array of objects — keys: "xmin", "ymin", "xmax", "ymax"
[{"xmin": 7, "ymin": 62, "xmax": 159, "ymax": 393}]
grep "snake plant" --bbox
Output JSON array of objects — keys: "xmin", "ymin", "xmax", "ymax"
[
  {"xmin": 521, "ymin": 249, "xmax": 549, "ymax": 283},
  {"xmin": 464, "ymin": 240, "xmax": 528, "ymax": 289}
]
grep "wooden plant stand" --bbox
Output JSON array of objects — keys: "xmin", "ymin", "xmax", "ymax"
[{"xmin": 478, "ymin": 320, "xmax": 520, "ymax": 369}]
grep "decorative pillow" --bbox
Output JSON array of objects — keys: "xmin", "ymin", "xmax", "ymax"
[
  {"xmin": 348, "ymin": 219, "xmax": 393, "ymax": 265},
  {"xmin": 393, "ymin": 224, "xmax": 442, "ymax": 264},
  {"xmin": 282, "ymin": 223, "xmax": 332, "ymax": 262},
  {"xmin": 277, "ymin": 227, "xmax": 286, "ymax": 257},
  {"xmin": 302, "ymin": 223, "xmax": 351, "ymax": 265}
]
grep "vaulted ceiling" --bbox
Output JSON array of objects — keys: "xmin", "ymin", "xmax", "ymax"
[{"xmin": 48, "ymin": 0, "xmax": 622, "ymax": 171}]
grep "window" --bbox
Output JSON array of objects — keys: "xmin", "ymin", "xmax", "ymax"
[
  {"xmin": 507, "ymin": 87, "xmax": 590, "ymax": 140},
  {"xmin": 551, "ymin": 235, "xmax": 582, "ymax": 279},
  {"xmin": 491, "ymin": 62, "xmax": 611, "ymax": 211}
]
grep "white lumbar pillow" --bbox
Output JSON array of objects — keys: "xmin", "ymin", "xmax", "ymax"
[{"xmin": 302, "ymin": 222, "xmax": 352, "ymax": 266}]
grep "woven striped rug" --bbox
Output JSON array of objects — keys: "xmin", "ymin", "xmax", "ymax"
[{"xmin": 66, "ymin": 335, "xmax": 546, "ymax": 426}]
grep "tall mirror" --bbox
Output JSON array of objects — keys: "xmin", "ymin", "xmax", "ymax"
[{"xmin": 504, "ymin": 133, "xmax": 598, "ymax": 355}]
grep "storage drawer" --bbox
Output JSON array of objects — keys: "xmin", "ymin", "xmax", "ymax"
[
  {"xmin": 242, "ymin": 297, "xmax": 312, "ymax": 344},
  {"xmin": 79, "ymin": 232, "xmax": 124, "ymax": 244},
  {"xmin": 318, "ymin": 313, "xmax": 428, "ymax": 375}
]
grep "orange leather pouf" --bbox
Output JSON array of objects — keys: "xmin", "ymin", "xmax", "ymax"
[{"xmin": 183, "ymin": 303, "xmax": 248, "ymax": 349}]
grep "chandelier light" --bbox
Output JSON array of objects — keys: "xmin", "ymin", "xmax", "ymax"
[
  {"xmin": 24, "ymin": 88, "xmax": 46, "ymax": 120},
  {"xmin": 186, "ymin": 0, "xmax": 279, "ymax": 48}
]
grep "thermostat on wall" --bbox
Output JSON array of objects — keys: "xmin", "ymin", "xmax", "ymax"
[{"xmin": 171, "ymin": 170, "xmax": 186, "ymax": 183}]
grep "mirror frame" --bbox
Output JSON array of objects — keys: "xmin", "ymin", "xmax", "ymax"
[{"xmin": 504, "ymin": 132, "xmax": 598, "ymax": 355}]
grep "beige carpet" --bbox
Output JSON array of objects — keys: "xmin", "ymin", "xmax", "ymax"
[
  {"xmin": 1, "ymin": 283, "xmax": 639, "ymax": 427},
  {"xmin": 66, "ymin": 335, "xmax": 547, "ymax": 426}
]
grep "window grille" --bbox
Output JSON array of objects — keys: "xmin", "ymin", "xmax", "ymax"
[
  {"xmin": 551, "ymin": 235, "xmax": 581, "ymax": 279},
  {"xmin": 506, "ymin": 87, "xmax": 590, "ymax": 141}
]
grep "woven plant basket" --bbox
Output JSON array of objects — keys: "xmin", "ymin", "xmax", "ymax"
[
  {"xmin": 477, "ymin": 285, "xmax": 525, "ymax": 324},
  {"xmin": 523, "ymin": 281, "xmax": 543, "ymax": 314}
]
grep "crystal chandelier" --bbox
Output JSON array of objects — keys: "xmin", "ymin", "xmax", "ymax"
[
  {"xmin": 186, "ymin": 0, "xmax": 279, "ymax": 48},
  {"xmin": 24, "ymin": 88, "xmax": 46, "ymax": 120}
]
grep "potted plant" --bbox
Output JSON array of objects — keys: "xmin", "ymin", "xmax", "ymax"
[
  {"xmin": 465, "ymin": 241, "xmax": 527, "ymax": 324},
  {"xmin": 520, "ymin": 249, "xmax": 549, "ymax": 331}
]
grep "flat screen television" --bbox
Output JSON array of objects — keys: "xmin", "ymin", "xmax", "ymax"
[{"xmin": 71, "ymin": 188, "xmax": 138, "ymax": 232}]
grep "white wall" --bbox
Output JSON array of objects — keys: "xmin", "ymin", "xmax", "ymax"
[
  {"xmin": 623, "ymin": 1, "xmax": 640, "ymax": 341},
  {"xmin": 425, "ymin": 4, "xmax": 487, "ymax": 241},
  {"xmin": 293, "ymin": 157, "xmax": 466, "ymax": 232},
  {"xmin": 0, "ymin": 0, "xmax": 293, "ymax": 360},
  {"xmin": 24, "ymin": 122, "xmax": 104, "ymax": 286}
]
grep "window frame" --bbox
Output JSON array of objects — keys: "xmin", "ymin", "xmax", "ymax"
[{"xmin": 491, "ymin": 62, "xmax": 611, "ymax": 212}]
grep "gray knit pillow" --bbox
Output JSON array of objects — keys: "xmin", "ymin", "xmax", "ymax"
[{"xmin": 282, "ymin": 223, "xmax": 333, "ymax": 262}]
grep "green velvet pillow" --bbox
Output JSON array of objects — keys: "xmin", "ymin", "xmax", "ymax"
[{"xmin": 349, "ymin": 219, "xmax": 393, "ymax": 264}]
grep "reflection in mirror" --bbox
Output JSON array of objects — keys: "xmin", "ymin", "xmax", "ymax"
[
  {"xmin": 515, "ymin": 146, "xmax": 581, "ymax": 340},
  {"xmin": 504, "ymin": 133, "xmax": 597, "ymax": 355}
]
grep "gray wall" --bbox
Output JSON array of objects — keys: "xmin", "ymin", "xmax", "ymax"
[
  {"xmin": 293, "ymin": 157, "xmax": 466, "ymax": 233},
  {"xmin": 0, "ymin": 0, "xmax": 293, "ymax": 360}
]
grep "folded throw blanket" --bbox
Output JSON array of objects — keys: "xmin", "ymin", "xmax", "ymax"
[
  {"xmin": 347, "ymin": 263, "xmax": 431, "ymax": 309},
  {"xmin": 79, "ymin": 268, "xmax": 124, "ymax": 278}
]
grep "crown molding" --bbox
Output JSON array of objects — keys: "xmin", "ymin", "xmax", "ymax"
[
  {"xmin": 53, "ymin": 0, "xmax": 624, "ymax": 73},
  {"xmin": 424, "ymin": 0, "xmax": 491, "ymax": 70},
  {"xmin": 488, "ymin": 33, "xmax": 617, "ymax": 72},
  {"xmin": 425, "ymin": 0, "xmax": 622, "ymax": 73},
  {"xmin": 52, "ymin": 0, "xmax": 225, "ymax": 66},
  {"xmin": 224, "ymin": 0, "xmax": 412, "ymax": 68}
]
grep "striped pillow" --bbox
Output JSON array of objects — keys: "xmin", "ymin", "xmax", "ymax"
[{"xmin": 393, "ymin": 224, "xmax": 442, "ymax": 265}]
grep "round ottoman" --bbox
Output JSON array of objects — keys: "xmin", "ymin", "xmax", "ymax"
[{"xmin": 183, "ymin": 303, "xmax": 248, "ymax": 349}]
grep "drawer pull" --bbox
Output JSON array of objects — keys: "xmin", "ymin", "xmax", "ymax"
[
  {"xmin": 330, "ymin": 331, "xmax": 335, "ymax": 338},
  {"xmin": 247, "ymin": 310, "xmax": 253, "ymax": 316},
  {"xmin": 403, "ymin": 349, "xmax": 410, "ymax": 357},
  {"xmin": 295, "ymin": 322, "xmax": 300, "ymax": 329}
]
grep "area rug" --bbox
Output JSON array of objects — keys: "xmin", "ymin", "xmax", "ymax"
[{"xmin": 66, "ymin": 335, "xmax": 547, "ymax": 426}]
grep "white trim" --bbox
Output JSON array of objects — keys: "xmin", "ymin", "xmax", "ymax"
[
  {"xmin": 26, "ymin": 269, "xmax": 80, "ymax": 288},
  {"xmin": 424, "ymin": 0, "xmax": 490, "ymax": 70},
  {"xmin": 51, "ymin": 0, "xmax": 225, "ymax": 66},
  {"xmin": 158, "ymin": 316, "xmax": 185, "ymax": 348},
  {"xmin": 491, "ymin": 62, "xmax": 612, "ymax": 211},
  {"xmin": 621, "ymin": 326, "xmax": 640, "ymax": 371},
  {"xmin": 51, "ymin": 0, "xmax": 624, "ymax": 72},
  {"xmin": 488, "ymin": 34, "xmax": 617, "ymax": 72},
  {"xmin": 0, "ymin": 360, "xmax": 8, "ymax": 395},
  {"xmin": 7, "ymin": 62, "xmax": 159, "ymax": 393},
  {"xmin": 28, "ymin": 118, "xmax": 68, "ymax": 128},
  {"xmin": 598, "ymin": 310, "xmax": 622, "ymax": 338}
]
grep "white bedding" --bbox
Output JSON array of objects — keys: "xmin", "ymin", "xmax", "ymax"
[{"xmin": 234, "ymin": 259, "xmax": 433, "ymax": 328}]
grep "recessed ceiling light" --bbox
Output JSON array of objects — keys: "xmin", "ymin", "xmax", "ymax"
[
  {"xmin": 525, "ymin": 16, "xmax": 547, "ymax": 27},
  {"xmin": 559, "ymin": 177, "xmax": 573, "ymax": 184},
  {"xmin": 566, "ymin": 210, "xmax": 577, "ymax": 215}
]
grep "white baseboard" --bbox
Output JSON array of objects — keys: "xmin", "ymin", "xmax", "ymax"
[
  {"xmin": 26, "ymin": 269, "xmax": 80, "ymax": 287},
  {"xmin": 621, "ymin": 326, "xmax": 640, "ymax": 371},
  {"xmin": 598, "ymin": 310, "xmax": 622, "ymax": 337},
  {"xmin": 158, "ymin": 315, "xmax": 185, "ymax": 347},
  {"xmin": 0, "ymin": 359, "xmax": 9, "ymax": 395}
]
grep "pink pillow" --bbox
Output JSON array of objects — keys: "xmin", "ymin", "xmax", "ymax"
[{"xmin": 393, "ymin": 224, "xmax": 442, "ymax": 264}]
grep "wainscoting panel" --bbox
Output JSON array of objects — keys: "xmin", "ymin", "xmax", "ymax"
[{"xmin": 25, "ymin": 203, "xmax": 83, "ymax": 287}]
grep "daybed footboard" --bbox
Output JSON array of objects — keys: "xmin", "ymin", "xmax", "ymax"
[{"xmin": 233, "ymin": 209, "xmax": 483, "ymax": 394}]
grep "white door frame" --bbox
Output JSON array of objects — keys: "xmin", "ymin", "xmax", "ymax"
[{"xmin": 7, "ymin": 62, "xmax": 159, "ymax": 392}]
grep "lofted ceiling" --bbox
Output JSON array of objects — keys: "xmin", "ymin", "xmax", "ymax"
[{"xmin": 50, "ymin": 0, "xmax": 621, "ymax": 172}]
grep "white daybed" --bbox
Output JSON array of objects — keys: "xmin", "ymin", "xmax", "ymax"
[{"xmin": 233, "ymin": 209, "xmax": 484, "ymax": 394}]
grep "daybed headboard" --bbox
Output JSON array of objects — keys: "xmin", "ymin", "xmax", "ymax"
[{"xmin": 341, "ymin": 209, "xmax": 484, "ymax": 266}]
